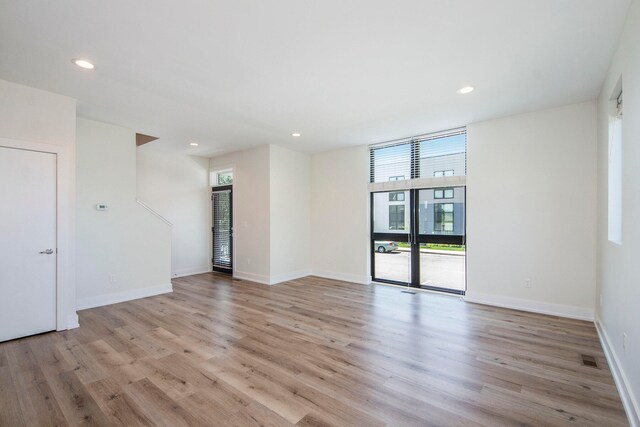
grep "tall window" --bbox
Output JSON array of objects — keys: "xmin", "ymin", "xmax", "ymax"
[
  {"xmin": 389, "ymin": 205, "xmax": 405, "ymax": 230},
  {"xmin": 369, "ymin": 129, "xmax": 466, "ymax": 183},
  {"xmin": 434, "ymin": 203, "xmax": 454, "ymax": 233},
  {"xmin": 608, "ymin": 90, "xmax": 623, "ymax": 244}
]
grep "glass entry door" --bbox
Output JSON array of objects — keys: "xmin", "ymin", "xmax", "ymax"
[
  {"xmin": 416, "ymin": 187, "xmax": 466, "ymax": 293},
  {"xmin": 212, "ymin": 185, "xmax": 233, "ymax": 274},
  {"xmin": 371, "ymin": 187, "xmax": 466, "ymax": 294},
  {"xmin": 371, "ymin": 191, "xmax": 411, "ymax": 285}
]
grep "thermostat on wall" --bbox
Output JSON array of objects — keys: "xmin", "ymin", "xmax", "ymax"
[{"xmin": 96, "ymin": 203, "xmax": 109, "ymax": 211}]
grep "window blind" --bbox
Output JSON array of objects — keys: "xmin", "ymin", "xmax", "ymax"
[{"xmin": 369, "ymin": 128, "xmax": 466, "ymax": 186}]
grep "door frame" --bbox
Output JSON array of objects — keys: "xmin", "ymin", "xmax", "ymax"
[
  {"xmin": 211, "ymin": 185, "xmax": 233, "ymax": 274},
  {"xmin": 0, "ymin": 137, "xmax": 77, "ymax": 331},
  {"xmin": 210, "ymin": 163, "xmax": 236, "ymax": 275},
  {"xmin": 370, "ymin": 187, "xmax": 467, "ymax": 294}
]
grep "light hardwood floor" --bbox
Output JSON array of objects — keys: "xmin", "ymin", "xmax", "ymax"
[{"xmin": 0, "ymin": 273, "xmax": 628, "ymax": 426}]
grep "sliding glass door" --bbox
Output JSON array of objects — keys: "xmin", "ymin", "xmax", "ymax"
[
  {"xmin": 369, "ymin": 127, "xmax": 467, "ymax": 294},
  {"xmin": 371, "ymin": 187, "xmax": 466, "ymax": 294},
  {"xmin": 416, "ymin": 186, "xmax": 466, "ymax": 293},
  {"xmin": 371, "ymin": 191, "xmax": 411, "ymax": 285}
]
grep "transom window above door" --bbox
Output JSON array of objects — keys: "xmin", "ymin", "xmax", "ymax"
[
  {"xmin": 369, "ymin": 128, "xmax": 466, "ymax": 184},
  {"xmin": 213, "ymin": 169, "xmax": 233, "ymax": 186}
]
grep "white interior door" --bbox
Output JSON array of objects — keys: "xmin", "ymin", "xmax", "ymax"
[{"xmin": 0, "ymin": 146, "xmax": 57, "ymax": 342}]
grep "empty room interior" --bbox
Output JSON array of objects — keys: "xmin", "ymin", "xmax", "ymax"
[{"xmin": 1, "ymin": 0, "xmax": 639, "ymax": 425}]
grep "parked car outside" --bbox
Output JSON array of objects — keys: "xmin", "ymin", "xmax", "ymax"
[{"xmin": 374, "ymin": 241, "xmax": 398, "ymax": 253}]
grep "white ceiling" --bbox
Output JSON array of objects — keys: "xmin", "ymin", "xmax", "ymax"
[{"xmin": 0, "ymin": 0, "xmax": 631, "ymax": 155}]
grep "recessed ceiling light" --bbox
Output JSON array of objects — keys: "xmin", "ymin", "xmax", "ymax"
[
  {"xmin": 189, "ymin": 142, "xmax": 199, "ymax": 146},
  {"xmin": 291, "ymin": 133, "xmax": 301, "ymax": 137},
  {"xmin": 457, "ymin": 86, "xmax": 474, "ymax": 94},
  {"xmin": 73, "ymin": 59, "xmax": 95, "ymax": 70}
]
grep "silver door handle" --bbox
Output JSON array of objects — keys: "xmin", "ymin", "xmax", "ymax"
[{"xmin": 39, "ymin": 249, "xmax": 54, "ymax": 255}]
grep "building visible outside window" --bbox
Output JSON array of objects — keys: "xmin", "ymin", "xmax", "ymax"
[
  {"xmin": 433, "ymin": 170, "xmax": 454, "ymax": 177},
  {"xmin": 389, "ymin": 175, "xmax": 405, "ymax": 181},
  {"xmin": 389, "ymin": 192, "xmax": 405, "ymax": 201},
  {"xmin": 217, "ymin": 170, "xmax": 233, "ymax": 185},
  {"xmin": 434, "ymin": 203, "xmax": 454, "ymax": 232},
  {"xmin": 434, "ymin": 188, "xmax": 454, "ymax": 199},
  {"xmin": 389, "ymin": 205, "xmax": 405, "ymax": 230}
]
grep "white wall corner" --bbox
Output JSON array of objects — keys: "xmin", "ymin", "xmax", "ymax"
[
  {"xmin": 65, "ymin": 313, "xmax": 79, "ymax": 330},
  {"xmin": 76, "ymin": 283, "xmax": 173, "ymax": 311},
  {"xmin": 595, "ymin": 315, "xmax": 640, "ymax": 427},
  {"xmin": 233, "ymin": 270, "xmax": 272, "ymax": 285},
  {"xmin": 269, "ymin": 270, "xmax": 310, "ymax": 285},
  {"xmin": 463, "ymin": 292, "xmax": 594, "ymax": 321},
  {"xmin": 311, "ymin": 270, "xmax": 370, "ymax": 285},
  {"xmin": 172, "ymin": 266, "xmax": 211, "ymax": 278}
]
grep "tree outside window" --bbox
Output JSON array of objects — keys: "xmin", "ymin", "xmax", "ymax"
[{"xmin": 217, "ymin": 171, "xmax": 233, "ymax": 185}]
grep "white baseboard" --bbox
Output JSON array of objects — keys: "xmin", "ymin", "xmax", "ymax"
[
  {"xmin": 77, "ymin": 283, "xmax": 173, "ymax": 310},
  {"xmin": 172, "ymin": 266, "xmax": 211, "ymax": 278},
  {"xmin": 233, "ymin": 270, "xmax": 272, "ymax": 285},
  {"xmin": 463, "ymin": 292, "xmax": 594, "ymax": 321},
  {"xmin": 269, "ymin": 270, "xmax": 310, "ymax": 285},
  {"xmin": 234, "ymin": 270, "xmax": 311, "ymax": 285},
  {"xmin": 595, "ymin": 314, "xmax": 639, "ymax": 427},
  {"xmin": 311, "ymin": 269, "xmax": 370, "ymax": 285}
]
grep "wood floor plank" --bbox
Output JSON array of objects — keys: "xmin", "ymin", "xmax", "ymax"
[
  {"xmin": 0, "ymin": 273, "xmax": 629, "ymax": 426},
  {"xmin": 86, "ymin": 378, "xmax": 154, "ymax": 426},
  {"xmin": 0, "ymin": 363, "xmax": 27, "ymax": 426},
  {"xmin": 6, "ymin": 341, "xmax": 68, "ymax": 426}
]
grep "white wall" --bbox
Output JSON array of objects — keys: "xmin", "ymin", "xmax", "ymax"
[
  {"xmin": 466, "ymin": 102, "xmax": 597, "ymax": 320},
  {"xmin": 269, "ymin": 145, "xmax": 311, "ymax": 282},
  {"xmin": 0, "ymin": 79, "xmax": 78, "ymax": 329},
  {"xmin": 137, "ymin": 146, "xmax": 211, "ymax": 278},
  {"xmin": 76, "ymin": 118, "xmax": 171, "ymax": 309},
  {"xmin": 210, "ymin": 145, "xmax": 271, "ymax": 283},
  {"xmin": 596, "ymin": 0, "xmax": 640, "ymax": 423},
  {"xmin": 310, "ymin": 145, "xmax": 370, "ymax": 284}
]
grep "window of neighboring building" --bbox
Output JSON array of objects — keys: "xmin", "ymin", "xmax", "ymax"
[
  {"xmin": 433, "ymin": 170, "xmax": 454, "ymax": 177},
  {"xmin": 389, "ymin": 205, "xmax": 405, "ymax": 230},
  {"xmin": 434, "ymin": 188, "xmax": 454, "ymax": 199},
  {"xmin": 389, "ymin": 175, "xmax": 405, "ymax": 181},
  {"xmin": 389, "ymin": 191, "xmax": 405, "ymax": 202},
  {"xmin": 434, "ymin": 203, "xmax": 454, "ymax": 233}
]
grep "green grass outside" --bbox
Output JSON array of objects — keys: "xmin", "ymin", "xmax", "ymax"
[{"xmin": 396, "ymin": 242, "xmax": 465, "ymax": 251}]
